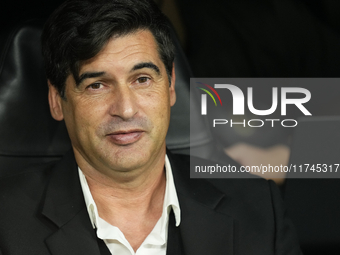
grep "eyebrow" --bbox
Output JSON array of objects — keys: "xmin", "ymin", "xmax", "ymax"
[
  {"xmin": 76, "ymin": 71, "xmax": 105, "ymax": 86},
  {"xmin": 76, "ymin": 62, "xmax": 161, "ymax": 86},
  {"xmin": 131, "ymin": 62, "xmax": 160, "ymax": 75}
]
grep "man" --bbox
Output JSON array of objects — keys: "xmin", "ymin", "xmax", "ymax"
[{"xmin": 0, "ymin": 0, "xmax": 302, "ymax": 254}]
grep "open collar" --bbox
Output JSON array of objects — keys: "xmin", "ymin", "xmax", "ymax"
[
  {"xmin": 41, "ymin": 149, "xmax": 235, "ymax": 255},
  {"xmin": 78, "ymin": 154, "xmax": 181, "ymax": 251}
]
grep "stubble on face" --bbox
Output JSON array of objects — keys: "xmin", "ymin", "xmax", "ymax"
[{"xmin": 59, "ymin": 30, "xmax": 175, "ymax": 183}]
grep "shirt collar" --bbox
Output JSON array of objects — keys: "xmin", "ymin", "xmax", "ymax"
[{"xmin": 78, "ymin": 154, "xmax": 181, "ymax": 231}]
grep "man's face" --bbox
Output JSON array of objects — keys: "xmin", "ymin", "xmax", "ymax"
[{"xmin": 49, "ymin": 30, "xmax": 176, "ymax": 177}]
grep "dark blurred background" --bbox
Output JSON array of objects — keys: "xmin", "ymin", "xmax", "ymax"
[{"xmin": 2, "ymin": 0, "xmax": 340, "ymax": 78}]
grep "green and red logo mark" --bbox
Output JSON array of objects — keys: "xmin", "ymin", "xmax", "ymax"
[{"xmin": 196, "ymin": 82, "xmax": 222, "ymax": 115}]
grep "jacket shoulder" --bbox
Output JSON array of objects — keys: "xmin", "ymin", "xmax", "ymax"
[{"xmin": 0, "ymin": 161, "xmax": 56, "ymax": 204}]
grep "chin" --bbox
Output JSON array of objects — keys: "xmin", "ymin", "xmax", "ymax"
[{"xmin": 105, "ymin": 147, "xmax": 151, "ymax": 170}]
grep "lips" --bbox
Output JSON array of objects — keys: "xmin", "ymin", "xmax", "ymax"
[{"xmin": 106, "ymin": 130, "xmax": 144, "ymax": 145}]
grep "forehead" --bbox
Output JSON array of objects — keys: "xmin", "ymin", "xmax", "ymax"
[{"xmin": 79, "ymin": 29, "xmax": 162, "ymax": 73}]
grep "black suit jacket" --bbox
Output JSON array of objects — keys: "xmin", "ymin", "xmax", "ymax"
[{"xmin": 0, "ymin": 150, "xmax": 301, "ymax": 255}]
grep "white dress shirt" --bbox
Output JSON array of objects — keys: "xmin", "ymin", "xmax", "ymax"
[{"xmin": 78, "ymin": 155, "xmax": 181, "ymax": 255}]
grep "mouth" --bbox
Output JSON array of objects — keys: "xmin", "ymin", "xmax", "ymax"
[{"xmin": 106, "ymin": 130, "xmax": 144, "ymax": 145}]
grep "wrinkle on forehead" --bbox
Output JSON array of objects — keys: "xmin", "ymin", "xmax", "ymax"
[{"xmin": 82, "ymin": 30, "xmax": 158, "ymax": 64}]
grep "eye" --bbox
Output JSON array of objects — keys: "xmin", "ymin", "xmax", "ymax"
[
  {"xmin": 136, "ymin": 77, "xmax": 150, "ymax": 84},
  {"xmin": 87, "ymin": 83, "xmax": 103, "ymax": 90}
]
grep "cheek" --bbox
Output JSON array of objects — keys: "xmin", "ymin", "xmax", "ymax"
[
  {"xmin": 142, "ymin": 91, "xmax": 170, "ymax": 117},
  {"xmin": 144, "ymin": 85, "xmax": 171, "ymax": 107},
  {"xmin": 142, "ymin": 92, "xmax": 171, "ymax": 136},
  {"xmin": 79, "ymin": 105, "xmax": 107, "ymax": 136},
  {"xmin": 63, "ymin": 98, "xmax": 104, "ymax": 137}
]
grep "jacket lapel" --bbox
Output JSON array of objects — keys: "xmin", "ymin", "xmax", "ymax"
[
  {"xmin": 168, "ymin": 151, "xmax": 235, "ymax": 255},
  {"xmin": 45, "ymin": 208, "xmax": 103, "ymax": 255},
  {"xmin": 40, "ymin": 149, "xmax": 234, "ymax": 255},
  {"xmin": 41, "ymin": 150, "xmax": 104, "ymax": 255},
  {"xmin": 178, "ymin": 194, "xmax": 234, "ymax": 255}
]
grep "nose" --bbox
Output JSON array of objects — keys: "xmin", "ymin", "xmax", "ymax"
[{"xmin": 108, "ymin": 85, "xmax": 138, "ymax": 120}]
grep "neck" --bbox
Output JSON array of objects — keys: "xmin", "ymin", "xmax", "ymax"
[
  {"xmin": 85, "ymin": 162, "xmax": 166, "ymax": 215},
  {"xmin": 84, "ymin": 155, "xmax": 167, "ymax": 251},
  {"xmin": 77, "ymin": 148, "xmax": 167, "ymax": 224}
]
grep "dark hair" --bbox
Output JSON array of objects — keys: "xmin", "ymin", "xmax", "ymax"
[{"xmin": 42, "ymin": 0, "xmax": 175, "ymax": 98}]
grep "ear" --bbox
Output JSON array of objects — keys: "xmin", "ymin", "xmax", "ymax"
[
  {"xmin": 169, "ymin": 63, "xmax": 176, "ymax": 107},
  {"xmin": 48, "ymin": 80, "xmax": 64, "ymax": 121}
]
